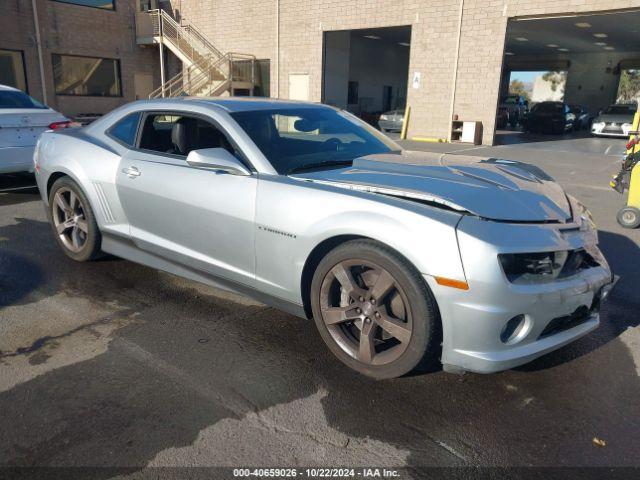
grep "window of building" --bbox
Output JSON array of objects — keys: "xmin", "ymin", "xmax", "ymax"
[
  {"xmin": 51, "ymin": 0, "xmax": 115, "ymax": 10},
  {"xmin": 52, "ymin": 54, "xmax": 122, "ymax": 97},
  {"xmin": 107, "ymin": 112, "xmax": 142, "ymax": 147},
  {"xmin": 0, "ymin": 49, "xmax": 28, "ymax": 92}
]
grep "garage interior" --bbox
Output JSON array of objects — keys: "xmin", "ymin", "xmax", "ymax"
[
  {"xmin": 322, "ymin": 26, "xmax": 411, "ymax": 124},
  {"xmin": 497, "ymin": 10, "xmax": 640, "ymax": 145}
]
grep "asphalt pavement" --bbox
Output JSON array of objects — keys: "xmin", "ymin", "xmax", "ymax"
[{"xmin": 0, "ymin": 134, "xmax": 639, "ymax": 477}]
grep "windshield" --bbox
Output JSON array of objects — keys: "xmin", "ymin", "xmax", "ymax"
[
  {"xmin": 230, "ymin": 107, "xmax": 400, "ymax": 174},
  {"xmin": 605, "ymin": 105, "xmax": 636, "ymax": 115},
  {"xmin": 0, "ymin": 91, "xmax": 48, "ymax": 109}
]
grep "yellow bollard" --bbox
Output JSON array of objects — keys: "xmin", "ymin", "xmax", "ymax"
[{"xmin": 400, "ymin": 106, "xmax": 411, "ymax": 140}]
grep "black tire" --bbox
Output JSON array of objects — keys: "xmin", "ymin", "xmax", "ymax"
[
  {"xmin": 310, "ymin": 239, "xmax": 441, "ymax": 379},
  {"xmin": 48, "ymin": 176, "xmax": 102, "ymax": 261},
  {"xmin": 617, "ymin": 207, "xmax": 640, "ymax": 229}
]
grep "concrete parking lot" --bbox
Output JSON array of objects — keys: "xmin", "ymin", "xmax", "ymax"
[{"xmin": 1, "ymin": 135, "xmax": 639, "ymax": 476}]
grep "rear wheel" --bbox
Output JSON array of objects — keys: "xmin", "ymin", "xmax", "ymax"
[
  {"xmin": 310, "ymin": 239, "xmax": 440, "ymax": 379},
  {"xmin": 617, "ymin": 207, "xmax": 640, "ymax": 229},
  {"xmin": 48, "ymin": 176, "xmax": 102, "ymax": 261}
]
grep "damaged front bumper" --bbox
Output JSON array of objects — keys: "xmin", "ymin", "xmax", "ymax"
[{"xmin": 429, "ymin": 214, "xmax": 617, "ymax": 374}]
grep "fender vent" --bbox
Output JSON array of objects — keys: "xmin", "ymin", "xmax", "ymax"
[{"xmin": 92, "ymin": 182, "xmax": 115, "ymax": 224}]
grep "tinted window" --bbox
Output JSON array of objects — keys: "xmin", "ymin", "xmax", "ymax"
[
  {"xmin": 532, "ymin": 102, "xmax": 563, "ymax": 113},
  {"xmin": 138, "ymin": 113, "xmax": 236, "ymax": 157},
  {"xmin": 52, "ymin": 54, "xmax": 121, "ymax": 97},
  {"xmin": 53, "ymin": 0, "xmax": 114, "ymax": 10},
  {"xmin": 605, "ymin": 105, "xmax": 636, "ymax": 115},
  {"xmin": 230, "ymin": 107, "xmax": 399, "ymax": 174},
  {"xmin": 0, "ymin": 91, "xmax": 47, "ymax": 109},
  {"xmin": 108, "ymin": 112, "xmax": 141, "ymax": 147}
]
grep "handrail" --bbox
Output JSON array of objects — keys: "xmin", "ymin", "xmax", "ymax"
[
  {"xmin": 182, "ymin": 24, "xmax": 224, "ymax": 60},
  {"xmin": 147, "ymin": 9, "xmax": 257, "ymax": 99}
]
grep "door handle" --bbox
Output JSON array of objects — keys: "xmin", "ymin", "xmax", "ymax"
[{"xmin": 122, "ymin": 166, "xmax": 141, "ymax": 178}]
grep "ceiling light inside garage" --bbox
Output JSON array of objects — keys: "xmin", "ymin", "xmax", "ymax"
[
  {"xmin": 593, "ymin": 33, "xmax": 608, "ymax": 38},
  {"xmin": 398, "ymin": 42, "xmax": 410, "ymax": 46},
  {"xmin": 594, "ymin": 42, "xmax": 607, "ymax": 46},
  {"xmin": 505, "ymin": 52, "xmax": 515, "ymax": 56},
  {"xmin": 603, "ymin": 46, "xmax": 615, "ymax": 50},
  {"xmin": 515, "ymin": 37, "xmax": 528, "ymax": 41},
  {"xmin": 546, "ymin": 44, "xmax": 559, "ymax": 48},
  {"xmin": 558, "ymin": 48, "xmax": 570, "ymax": 52},
  {"xmin": 363, "ymin": 35, "xmax": 381, "ymax": 40},
  {"xmin": 574, "ymin": 22, "xmax": 592, "ymax": 28}
]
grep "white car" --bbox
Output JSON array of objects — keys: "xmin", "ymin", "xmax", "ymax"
[{"xmin": 0, "ymin": 84, "xmax": 70, "ymax": 174}]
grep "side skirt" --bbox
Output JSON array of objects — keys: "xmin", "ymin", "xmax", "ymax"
[{"xmin": 101, "ymin": 233, "xmax": 308, "ymax": 319}]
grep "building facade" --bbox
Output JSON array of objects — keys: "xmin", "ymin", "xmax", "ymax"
[
  {"xmin": 167, "ymin": 0, "xmax": 640, "ymax": 143},
  {"xmin": 2, "ymin": 0, "xmax": 639, "ymax": 143},
  {"xmin": 1, "ymin": 0, "xmax": 161, "ymax": 119}
]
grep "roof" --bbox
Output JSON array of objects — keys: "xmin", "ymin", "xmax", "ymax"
[
  {"xmin": 149, "ymin": 96, "xmax": 333, "ymax": 113},
  {"xmin": 0, "ymin": 84, "xmax": 21, "ymax": 92}
]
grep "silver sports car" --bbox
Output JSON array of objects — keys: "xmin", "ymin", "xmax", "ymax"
[{"xmin": 34, "ymin": 98, "xmax": 617, "ymax": 379}]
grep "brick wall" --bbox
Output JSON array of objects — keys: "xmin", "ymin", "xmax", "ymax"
[
  {"xmin": 0, "ymin": 0, "xmax": 160, "ymax": 117},
  {"xmin": 171, "ymin": 0, "xmax": 640, "ymax": 144}
]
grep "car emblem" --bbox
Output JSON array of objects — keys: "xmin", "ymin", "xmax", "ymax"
[{"xmin": 21, "ymin": 116, "xmax": 31, "ymax": 125}]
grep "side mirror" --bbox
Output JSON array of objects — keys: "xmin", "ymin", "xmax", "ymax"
[{"xmin": 186, "ymin": 148, "xmax": 251, "ymax": 176}]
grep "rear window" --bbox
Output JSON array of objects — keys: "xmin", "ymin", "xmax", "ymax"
[
  {"xmin": 107, "ymin": 112, "xmax": 141, "ymax": 147},
  {"xmin": 533, "ymin": 103, "xmax": 563, "ymax": 113},
  {"xmin": 605, "ymin": 105, "xmax": 636, "ymax": 115},
  {"xmin": 0, "ymin": 91, "xmax": 47, "ymax": 109}
]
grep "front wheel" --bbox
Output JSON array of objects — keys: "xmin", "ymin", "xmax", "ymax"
[
  {"xmin": 617, "ymin": 207, "xmax": 640, "ymax": 229},
  {"xmin": 310, "ymin": 239, "xmax": 441, "ymax": 379},
  {"xmin": 48, "ymin": 176, "xmax": 102, "ymax": 261}
]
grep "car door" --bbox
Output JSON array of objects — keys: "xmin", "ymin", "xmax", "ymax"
[{"xmin": 115, "ymin": 111, "xmax": 257, "ymax": 287}]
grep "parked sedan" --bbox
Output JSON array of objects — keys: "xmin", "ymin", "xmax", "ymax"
[
  {"xmin": 378, "ymin": 109, "xmax": 404, "ymax": 132},
  {"xmin": 524, "ymin": 101, "xmax": 575, "ymax": 134},
  {"xmin": 34, "ymin": 98, "xmax": 616, "ymax": 378},
  {"xmin": 591, "ymin": 104, "xmax": 637, "ymax": 137},
  {"xmin": 0, "ymin": 84, "xmax": 71, "ymax": 174}
]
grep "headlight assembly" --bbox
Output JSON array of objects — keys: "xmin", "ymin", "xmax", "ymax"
[
  {"xmin": 499, "ymin": 251, "xmax": 568, "ymax": 283},
  {"xmin": 499, "ymin": 249, "xmax": 601, "ymax": 284}
]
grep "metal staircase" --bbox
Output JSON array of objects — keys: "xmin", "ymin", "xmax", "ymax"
[{"xmin": 141, "ymin": 9, "xmax": 256, "ymax": 99}]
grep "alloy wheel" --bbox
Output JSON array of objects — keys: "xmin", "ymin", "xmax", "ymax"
[
  {"xmin": 52, "ymin": 187, "xmax": 89, "ymax": 253},
  {"xmin": 319, "ymin": 260, "xmax": 413, "ymax": 366}
]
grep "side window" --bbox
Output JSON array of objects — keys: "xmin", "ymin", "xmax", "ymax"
[
  {"xmin": 138, "ymin": 113, "xmax": 236, "ymax": 157},
  {"xmin": 107, "ymin": 112, "xmax": 141, "ymax": 147}
]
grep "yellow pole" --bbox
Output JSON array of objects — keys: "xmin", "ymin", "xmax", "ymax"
[
  {"xmin": 628, "ymin": 108, "xmax": 640, "ymax": 209},
  {"xmin": 400, "ymin": 106, "xmax": 411, "ymax": 140}
]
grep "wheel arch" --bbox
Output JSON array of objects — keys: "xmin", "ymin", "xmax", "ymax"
[{"xmin": 299, "ymin": 234, "xmax": 442, "ymax": 327}]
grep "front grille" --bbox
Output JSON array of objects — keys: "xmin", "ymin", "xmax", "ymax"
[
  {"xmin": 538, "ymin": 293, "xmax": 601, "ymax": 339},
  {"xmin": 539, "ymin": 306, "xmax": 591, "ymax": 338},
  {"xmin": 603, "ymin": 123, "xmax": 623, "ymax": 133}
]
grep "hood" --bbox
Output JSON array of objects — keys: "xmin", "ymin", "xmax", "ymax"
[
  {"xmin": 595, "ymin": 113, "xmax": 635, "ymax": 124},
  {"xmin": 289, "ymin": 151, "xmax": 572, "ymax": 223}
]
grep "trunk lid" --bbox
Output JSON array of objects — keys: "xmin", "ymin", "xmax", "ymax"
[{"xmin": 0, "ymin": 108, "xmax": 67, "ymax": 147}]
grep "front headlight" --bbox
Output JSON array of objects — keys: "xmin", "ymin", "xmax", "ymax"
[
  {"xmin": 592, "ymin": 122, "xmax": 605, "ymax": 130},
  {"xmin": 499, "ymin": 251, "xmax": 569, "ymax": 284},
  {"xmin": 622, "ymin": 123, "xmax": 633, "ymax": 134},
  {"xmin": 380, "ymin": 115, "xmax": 388, "ymax": 121}
]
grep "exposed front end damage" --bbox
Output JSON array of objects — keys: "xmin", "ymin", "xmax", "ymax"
[{"xmin": 291, "ymin": 152, "xmax": 617, "ymax": 373}]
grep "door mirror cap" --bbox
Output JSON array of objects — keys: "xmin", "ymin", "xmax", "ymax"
[{"xmin": 186, "ymin": 148, "xmax": 251, "ymax": 176}]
